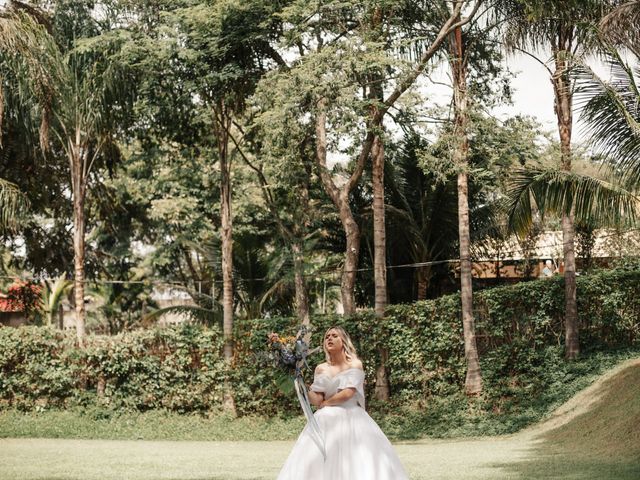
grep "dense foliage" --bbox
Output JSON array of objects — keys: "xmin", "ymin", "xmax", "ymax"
[{"xmin": 1, "ymin": 269, "xmax": 638, "ymax": 421}]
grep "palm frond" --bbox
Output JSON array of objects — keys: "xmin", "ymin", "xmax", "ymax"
[
  {"xmin": 0, "ymin": 7, "xmax": 66, "ymax": 151},
  {"xmin": 599, "ymin": 1, "xmax": 640, "ymax": 54},
  {"xmin": 497, "ymin": 0, "xmax": 607, "ymax": 55},
  {"xmin": 575, "ymin": 48, "xmax": 640, "ymax": 179},
  {"xmin": 506, "ymin": 168, "xmax": 639, "ymax": 236},
  {"xmin": 0, "ymin": 177, "xmax": 28, "ymax": 230}
]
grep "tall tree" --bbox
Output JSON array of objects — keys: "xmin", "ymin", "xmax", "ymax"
[
  {"xmin": 128, "ymin": 0, "xmax": 285, "ymax": 413},
  {"xmin": 0, "ymin": 3, "xmax": 134, "ymax": 345},
  {"xmin": 499, "ymin": 0, "xmax": 610, "ymax": 359},
  {"xmin": 506, "ymin": 5, "xmax": 640, "ymax": 236},
  {"xmin": 266, "ymin": 0, "xmax": 484, "ymax": 316},
  {"xmin": 448, "ymin": 15, "xmax": 482, "ymax": 394}
]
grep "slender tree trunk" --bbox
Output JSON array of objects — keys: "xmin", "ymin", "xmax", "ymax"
[
  {"xmin": 215, "ymin": 106, "xmax": 237, "ymax": 415},
  {"xmin": 368, "ymin": 4, "xmax": 390, "ymax": 398},
  {"xmin": 292, "ymin": 153, "xmax": 313, "ymax": 326},
  {"xmin": 72, "ymin": 182, "xmax": 86, "ymax": 345},
  {"xmin": 417, "ymin": 265, "xmax": 431, "ymax": 300},
  {"xmin": 372, "ymin": 134, "xmax": 390, "ymax": 401},
  {"xmin": 69, "ymin": 142, "xmax": 86, "ymax": 346},
  {"xmin": 457, "ymin": 172, "xmax": 482, "ymax": 394},
  {"xmin": 450, "ymin": 23, "xmax": 482, "ymax": 395},
  {"xmin": 552, "ymin": 37, "xmax": 579, "ymax": 360},
  {"xmin": 371, "ymin": 133, "xmax": 387, "ymax": 315},
  {"xmin": 292, "ymin": 240, "xmax": 310, "ymax": 326},
  {"xmin": 369, "ymin": 6, "xmax": 388, "ymax": 318}
]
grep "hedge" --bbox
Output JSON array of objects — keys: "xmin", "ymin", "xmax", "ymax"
[{"xmin": 0, "ymin": 269, "xmax": 638, "ymax": 415}]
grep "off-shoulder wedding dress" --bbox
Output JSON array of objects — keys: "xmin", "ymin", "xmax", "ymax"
[{"xmin": 277, "ymin": 368, "xmax": 409, "ymax": 480}]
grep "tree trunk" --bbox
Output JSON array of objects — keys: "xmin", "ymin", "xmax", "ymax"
[
  {"xmin": 372, "ymin": 134, "xmax": 390, "ymax": 401},
  {"xmin": 292, "ymin": 240, "xmax": 310, "ymax": 326},
  {"xmin": 552, "ymin": 37, "xmax": 579, "ymax": 360},
  {"xmin": 69, "ymin": 143, "xmax": 87, "ymax": 346},
  {"xmin": 457, "ymin": 171, "xmax": 482, "ymax": 394},
  {"xmin": 72, "ymin": 184, "xmax": 86, "ymax": 346},
  {"xmin": 450, "ymin": 23, "xmax": 482, "ymax": 395},
  {"xmin": 416, "ymin": 265, "xmax": 431, "ymax": 300},
  {"xmin": 314, "ymin": 99, "xmax": 365, "ymax": 315},
  {"xmin": 216, "ymin": 107, "xmax": 237, "ymax": 415},
  {"xmin": 340, "ymin": 200, "xmax": 360, "ymax": 315},
  {"xmin": 372, "ymin": 137, "xmax": 387, "ymax": 317}
]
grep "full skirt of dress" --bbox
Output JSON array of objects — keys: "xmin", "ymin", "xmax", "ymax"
[{"xmin": 277, "ymin": 398, "xmax": 409, "ymax": 480}]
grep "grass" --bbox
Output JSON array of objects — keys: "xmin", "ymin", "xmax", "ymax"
[
  {"xmin": 0, "ymin": 357, "xmax": 638, "ymax": 479},
  {"xmin": 493, "ymin": 360, "xmax": 640, "ymax": 479},
  {"xmin": 543, "ymin": 361, "xmax": 640, "ymax": 459},
  {"xmin": 0, "ymin": 408, "xmax": 305, "ymax": 441}
]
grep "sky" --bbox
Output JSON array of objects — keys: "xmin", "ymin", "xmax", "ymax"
[
  {"xmin": 494, "ymin": 52, "xmax": 615, "ymax": 144},
  {"xmin": 498, "ymin": 53, "xmax": 559, "ymax": 136},
  {"xmin": 427, "ymin": 51, "xmax": 592, "ymax": 144}
]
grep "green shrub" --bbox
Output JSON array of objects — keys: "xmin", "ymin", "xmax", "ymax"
[{"xmin": 0, "ymin": 269, "xmax": 638, "ymax": 421}]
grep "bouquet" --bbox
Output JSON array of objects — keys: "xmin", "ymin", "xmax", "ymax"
[
  {"xmin": 266, "ymin": 325, "xmax": 326, "ymax": 459},
  {"xmin": 267, "ymin": 328, "xmax": 310, "ymax": 376}
]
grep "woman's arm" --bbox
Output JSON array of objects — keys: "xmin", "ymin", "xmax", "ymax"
[
  {"xmin": 308, "ymin": 364, "xmax": 327, "ymax": 407},
  {"xmin": 319, "ymin": 387, "xmax": 355, "ymax": 408},
  {"xmin": 308, "ymin": 389, "xmax": 324, "ymax": 407}
]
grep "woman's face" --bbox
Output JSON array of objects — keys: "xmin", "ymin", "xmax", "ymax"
[{"xmin": 324, "ymin": 329, "xmax": 343, "ymax": 354}]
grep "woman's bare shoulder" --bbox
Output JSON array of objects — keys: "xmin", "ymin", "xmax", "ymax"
[
  {"xmin": 349, "ymin": 358, "xmax": 363, "ymax": 370},
  {"xmin": 315, "ymin": 362, "xmax": 330, "ymax": 374}
]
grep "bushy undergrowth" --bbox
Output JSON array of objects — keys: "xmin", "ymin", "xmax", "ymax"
[{"xmin": 0, "ymin": 269, "xmax": 638, "ymax": 439}]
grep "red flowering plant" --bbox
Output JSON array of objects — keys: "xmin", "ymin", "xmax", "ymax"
[{"xmin": 0, "ymin": 281, "xmax": 43, "ymax": 321}]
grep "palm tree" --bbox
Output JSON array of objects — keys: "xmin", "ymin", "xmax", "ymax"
[
  {"xmin": 448, "ymin": 18, "xmax": 483, "ymax": 393},
  {"xmin": 0, "ymin": 4, "xmax": 133, "ymax": 345},
  {"xmin": 498, "ymin": 0, "xmax": 611, "ymax": 359},
  {"xmin": 0, "ymin": 1, "xmax": 133, "ymax": 345},
  {"xmin": 383, "ymin": 134, "xmax": 460, "ymax": 301},
  {"xmin": 508, "ymin": 3, "xmax": 640, "ymax": 247}
]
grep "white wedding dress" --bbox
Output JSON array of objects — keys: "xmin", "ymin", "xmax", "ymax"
[{"xmin": 277, "ymin": 368, "xmax": 409, "ymax": 480}]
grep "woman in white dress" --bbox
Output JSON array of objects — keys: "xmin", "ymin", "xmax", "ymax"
[{"xmin": 277, "ymin": 326, "xmax": 409, "ymax": 480}]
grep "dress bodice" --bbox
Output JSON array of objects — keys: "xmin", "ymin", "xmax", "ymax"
[{"xmin": 309, "ymin": 367, "xmax": 366, "ymax": 409}]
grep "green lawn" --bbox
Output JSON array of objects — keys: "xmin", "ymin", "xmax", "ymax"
[
  {"xmin": 0, "ymin": 436, "xmax": 533, "ymax": 480},
  {"xmin": 1, "ymin": 433, "xmax": 637, "ymax": 480},
  {"xmin": 1, "ymin": 359, "xmax": 638, "ymax": 480}
]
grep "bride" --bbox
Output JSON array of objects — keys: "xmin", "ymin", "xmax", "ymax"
[{"xmin": 277, "ymin": 326, "xmax": 409, "ymax": 480}]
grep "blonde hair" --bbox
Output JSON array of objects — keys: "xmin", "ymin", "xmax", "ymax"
[{"xmin": 323, "ymin": 326, "xmax": 359, "ymax": 364}]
